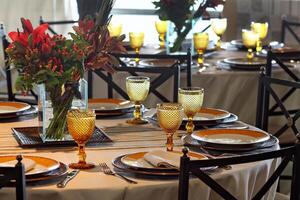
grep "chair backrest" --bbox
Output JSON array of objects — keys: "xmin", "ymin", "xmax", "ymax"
[
  {"xmin": 0, "ymin": 155, "xmax": 26, "ymax": 200},
  {"xmin": 255, "ymin": 50, "xmax": 300, "ymax": 138},
  {"xmin": 112, "ymin": 50, "xmax": 192, "ymax": 87},
  {"xmin": 91, "ymin": 63, "xmax": 180, "ymax": 102},
  {"xmin": 39, "ymin": 16, "xmax": 78, "ymax": 35},
  {"xmin": 280, "ymin": 18, "xmax": 300, "ymax": 45},
  {"xmin": 178, "ymin": 144, "xmax": 300, "ymax": 200}
]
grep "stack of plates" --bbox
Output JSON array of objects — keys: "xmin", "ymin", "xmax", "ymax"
[
  {"xmin": 88, "ymin": 98, "xmax": 134, "ymax": 116},
  {"xmin": 0, "ymin": 155, "xmax": 67, "ymax": 186},
  {"xmin": 0, "ymin": 102, "xmax": 34, "ymax": 119},
  {"xmin": 183, "ymin": 128, "xmax": 278, "ymax": 152},
  {"xmin": 220, "ymin": 57, "xmax": 266, "ymax": 71},
  {"xmin": 112, "ymin": 151, "xmax": 208, "ymax": 176},
  {"xmin": 181, "ymin": 108, "xmax": 236, "ymax": 127},
  {"xmin": 151, "ymin": 107, "xmax": 238, "ymax": 129}
]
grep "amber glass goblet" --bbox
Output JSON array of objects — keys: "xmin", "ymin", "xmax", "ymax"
[
  {"xmin": 211, "ymin": 18, "xmax": 227, "ymax": 50},
  {"xmin": 157, "ymin": 103, "xmax": 183, "ymax": 151},
  {"xmin": 251, "ymin": 22, "xmax": 268, "ymax": 52},
  {"xmin": 108, "ymin": 23, "xmax": 122, "ymax": 37},
  {"xmin": 67, "ymin": 109, "xmax": 96, "ymax": 169},
  {"xmin": 242, "ymin": 29, "xmax": 259, "ymax": 60},
  {"xmin": 129, "ymin": 32, "xmax": 144, "ymax": 64},
  {"xmin": 193, "ymin": 33, "xmax": 209, "ymax": 71},
  {"xmin": 178, "ymin": 87, "xmax": 204, "ymax": 134},
  {"xmin": 126, "ymin": 76, "xmax": 150, "ymax": 124},
  {"xmin": 155, "ymin": 20, "xmax": 168, "ymax": 48}
]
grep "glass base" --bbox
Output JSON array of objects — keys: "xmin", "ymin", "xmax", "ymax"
[
  {"xmin": 126, "ymin": 118, "xmax": 148, "ymax": 124},
  {"xmin": 69, "ymin": 162, "xmax": 95, "ymax": 169},
  {"xmin": 198, "ymin": 63, "xmax": 210, "ymax": 72}
]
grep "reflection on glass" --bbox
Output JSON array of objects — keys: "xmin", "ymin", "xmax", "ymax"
[
  {"xmin": 242, "ymin": 29, "xmax": 259, "ymax": 60},
  {"xmin": 178, "ymin": 87, "xmax": 204, "ymax": 134},
  {"xmin": 157, "ymin": 103, "xmax": 183, "ymax": 151},
  {"xmin": 129, "ymin": 32, "xmax": 144, "ymax": 64},
  {"xmin": 126, "ymin": 76, "xmax": 150, "ymax": 124},
  {"xmin": 193, "ymin": 32, "xmax": 209, "ymax": 71},
  {"xmin": 67, "ymin": 109, "xmax": 96, "ymax": 169},
  {"xmin": 211, "ymin": 18, "xmax": 227, "ymax": 49},
  {"xmin": 155, "ymin": 20, "xmax": 168, "ymax": 49},
  {"xmin": 108, "ymin": 23, "xmax": 123, "ymax": 37},
  {"xmin": 251, "ymin": 22, "xmax": 268, "ymax": 52}
]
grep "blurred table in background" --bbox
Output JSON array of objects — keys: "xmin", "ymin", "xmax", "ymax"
[{"xmin": 90, "ymin": 48, "xmax": 300, "ymax": 126}]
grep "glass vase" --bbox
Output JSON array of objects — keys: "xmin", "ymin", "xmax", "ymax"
[{"xmin": 38, "ymin": 79, "xmax": 88, "ymax": 142}]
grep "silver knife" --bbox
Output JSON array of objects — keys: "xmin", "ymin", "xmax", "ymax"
[{"xmin": 57, "ymin": 169, "xmax": 80, "ymax": 188}]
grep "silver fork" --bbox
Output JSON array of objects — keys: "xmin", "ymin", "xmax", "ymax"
[{"xmin": 99, "ymin": 163, "xmax": 137, "ymax": 184}]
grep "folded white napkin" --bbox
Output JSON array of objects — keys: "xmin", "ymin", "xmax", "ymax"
[
  {"xmin": 144, "ymin": 150, "xmax": 200, "ymax": 169},
  {"xmin": 0, "ymin": 158, "xmax": 36, "ymax": 172}
]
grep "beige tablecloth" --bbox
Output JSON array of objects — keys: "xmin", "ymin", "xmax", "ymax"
[{"xmin": 0, "ymin": 116, "xmax": 279, "ymax": 200}]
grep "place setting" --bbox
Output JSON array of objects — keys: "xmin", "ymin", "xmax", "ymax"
[{"xmin": 0, "ymin": 101, "xmax": 38, "ymax": 121}]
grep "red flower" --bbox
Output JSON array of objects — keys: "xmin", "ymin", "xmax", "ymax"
[
  {"xmin": 21, "ymin": 18, "xmax": 33, "ymax": 34},
  {"xmin": 8, "ymin": 31, "xmax": 29, "ymax": 46}
]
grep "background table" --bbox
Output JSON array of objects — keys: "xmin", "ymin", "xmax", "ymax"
[
  {"xmin": 0, "ymin": 115, "xmax": 279, "ymax": 200},
  {"xmin": 90, "ymin": 49, "xmax": 300, "ymax": 126}
]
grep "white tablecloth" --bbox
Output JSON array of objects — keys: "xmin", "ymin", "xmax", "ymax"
[{"xmin": 0, "ymin": 116, "xmax": 279, "ymax": 200}]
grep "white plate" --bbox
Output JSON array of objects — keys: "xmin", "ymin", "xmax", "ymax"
[
  {"xmin": 192, "ymin": 129, "xmax": 270, "ymax": 145},
  {"xmin": 0, "ymin": 102, "xmax": 31, "ymax": 115},
  {"xmin": 184, "ymin": 108, "xmax": 230, "ymax": 122}
]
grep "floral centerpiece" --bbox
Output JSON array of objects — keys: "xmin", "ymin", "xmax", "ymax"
[
  {"xmin": 6, "ymin": 0, "xmax": 126, "ymax": 140},
  {"xmin": 153, "ymin": 0, "xmax": 225, "ymax": 52}
]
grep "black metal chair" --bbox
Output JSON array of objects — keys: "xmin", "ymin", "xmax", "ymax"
[
  {"xmin": 178, "ymin": 144, "xmax": 300, "ymax": 200},
  {"xmin": 256, "ymin": 50, "xmax": 300, "ymax": 141},
  {"xmin": 280, "ymin": 18, "xmax": 300, "ymax": 45},
  {"xmin": 0, "ymin": 155, "xmax": 26, "ymax": 200},
  {"xmin": 91, "ymin": 62, "xmax": 180, "ymax": 102},
  {"xmin": 2, "ymin": 33, "xmax": 38, "ymax": 104},
  {"xmin": 87, "ymin": 50, "xmax": 192, "ymax": 98}
]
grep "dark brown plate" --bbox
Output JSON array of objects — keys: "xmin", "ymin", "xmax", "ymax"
[{"xmin": 7, "ymin": 162, "xmax": 68, "ymax": 187}]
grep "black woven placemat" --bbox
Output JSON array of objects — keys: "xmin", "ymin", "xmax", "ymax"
[{"xmin": 12, "ymin": 126, "xmax": 112, "ymax": 148}]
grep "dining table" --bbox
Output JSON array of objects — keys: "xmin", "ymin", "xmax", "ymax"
[
  {"xmin": 0, "ymin": 110, "xmax": 280, "ymax": 200},
  {"xmin": 89, "ymin": 46, "xmax": 300, "ymax": 127}
]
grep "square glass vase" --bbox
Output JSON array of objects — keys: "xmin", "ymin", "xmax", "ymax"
[{"xmin": 38, "ymin": 79, "xmax": 88, "ymax": 142}]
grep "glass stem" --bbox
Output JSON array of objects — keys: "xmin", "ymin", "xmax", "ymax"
[
  {"xmin": 256, "ymin": 39, "xmax": 262, "ymax": 52},
  {"xmin": 197, "ymin": 50, "xmax": 204, "ymax": 67},
  {"xmin": 78, "ymin": 144, "xmax": 86, "ymax": 164},
  {"xmin": 159, "ymin": 33, "xmax": 165, "ymax": 48},
  {"xmin": 166, "ymin": 133, "xmax": 174, "ymax": 151},
  {"xmin": 216, "ymin": 36, "xmax": 221, "ymax": 49},
  {"xmin": 247, "ymin": 48, "xmax": 254, "ymax": 60},
  {"xmin": 133, "ymin": 103, "xmax": 142, "ymax": 120},
  {"xmin": 186, "ymin": 117, "xmax": 195, "ymax": 134},
  {"xmin": 135, "ymin": 48, "xmax": 140, "ymax": 64}
]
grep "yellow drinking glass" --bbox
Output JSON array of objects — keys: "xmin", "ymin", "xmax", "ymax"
[
  {"xmin": 242, "ymin": 29, "xmax": 259, "ymax": 60},
  {"xmin": 67, "ymin": 109, "xmax": 96, "ymax": 169},
  {"xmin": 155, "ymin": 20, "xmax": 168, "ymax": 48},
  {"xmin": 108, "ymin": 23, "xmax": 122, "ymax": 37},
  {"xmin": 157, "ymin": 103, "xmax": 183, "ymax": 151},
  {"xmin": 126, "ymin": 76, "xmax": 150, "ymax": 124},
  {"xmin": 193, "ymin": 32, "xmax": 209, "ymax": 71},
  {"xmin": 178, "ymin": 87, "xmax": 204, "ymax": 134},
  {"xmin": 251, "ymin": 22, "xmax": 268, "ymax": 52},
  {"xmin": 129, "ymin": 32, "xmax": 144, "ymax": 64},
  {"xmin": 211, "ymin": 18, "xmax": 227, "ymax": 49}
]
